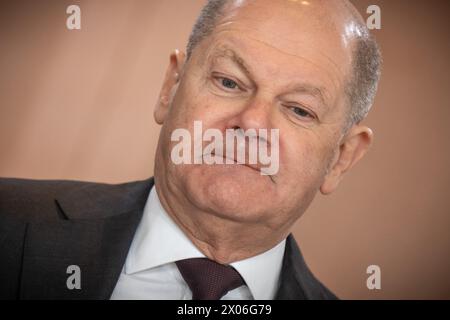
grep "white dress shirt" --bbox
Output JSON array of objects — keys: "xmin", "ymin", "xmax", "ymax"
[{"xmin": 110, "ymin": 186, "xmax": 286, "ymax": 300}]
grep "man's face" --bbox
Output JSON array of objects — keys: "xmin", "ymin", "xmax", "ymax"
[{"xmin": 155, "ymin": 0, "xmax": 358, "ymax": 231}]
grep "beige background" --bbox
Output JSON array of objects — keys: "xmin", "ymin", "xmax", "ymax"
[{"xmin": 0, "ymin": 0, "xmax": 449, "ymax": 299}]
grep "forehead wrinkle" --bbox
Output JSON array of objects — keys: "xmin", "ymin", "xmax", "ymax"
[
  {"xmin": 213, "ymin": 10, "xmax": 347, "ymax": 77},
  {"xmin": 244, "ymin": 33, "xmax": 344, "ymax": 90},
  {"xmin": 209, "ymin": 28, "xmax": 344, "ymax": 91}
]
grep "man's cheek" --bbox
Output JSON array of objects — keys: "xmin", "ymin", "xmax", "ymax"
[{"xmin": 283, "ymin": 142, "xmax": 323, "ymax": 178}]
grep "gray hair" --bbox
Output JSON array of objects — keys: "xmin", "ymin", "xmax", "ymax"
[{"xmin": 186, "ymin": 0, "xmax": 382, "ymax": 127}]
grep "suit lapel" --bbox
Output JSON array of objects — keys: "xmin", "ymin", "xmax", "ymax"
[
  {"xmin": 275, "ymin": 234, "xmax": 337, "ymax": 300},
  {"xmin": 275, "ymin": 234, "xmax": 307, "ymax": 299},
  {"xmin": 19, "ymin": 178, "xmax": 154, "ymax": 299}
]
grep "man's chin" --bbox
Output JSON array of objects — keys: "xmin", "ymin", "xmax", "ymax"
[{"xmin": 184, "ymin": 166, "xmax": 275, "ymax": 222}]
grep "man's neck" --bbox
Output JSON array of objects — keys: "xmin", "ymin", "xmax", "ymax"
[{"xmin": 154, "ymin": 178, "xmax": 289, "ymax": 264}]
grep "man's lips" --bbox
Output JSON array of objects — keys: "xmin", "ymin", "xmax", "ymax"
[{"xmin": 207, "ymin": 152, "xmax": 262, "ymax": 173}]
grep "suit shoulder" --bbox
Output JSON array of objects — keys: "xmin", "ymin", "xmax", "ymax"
[{"xmin": 0, "ymin": 177, "xmax": 118, "ymax": 222}]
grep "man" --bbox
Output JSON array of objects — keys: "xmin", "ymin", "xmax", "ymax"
[{"xmin": 0, "ymin": 0, "xmax": 381, "ymax": 300}]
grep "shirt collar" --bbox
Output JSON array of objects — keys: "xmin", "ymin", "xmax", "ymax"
[{"xmin": 125, "ymin": 186, "xmax": 286, "ymax": 300}]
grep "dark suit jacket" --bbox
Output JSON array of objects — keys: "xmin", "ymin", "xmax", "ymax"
[{"xmin": 0, "ymin": 177, "xmax": 337, "ymax": 300}]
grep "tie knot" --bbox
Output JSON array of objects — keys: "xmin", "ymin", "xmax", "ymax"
[{"xmin": 176, "ymin": 258, "xmax": 245, "ymax": 300}]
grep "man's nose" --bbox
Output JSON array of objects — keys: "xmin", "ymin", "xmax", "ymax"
[{"xmin": 225, "ymin": 97, "xmax": 273, "ymax": 131}]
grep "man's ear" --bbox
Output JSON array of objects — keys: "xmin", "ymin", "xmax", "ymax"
[
  {"xmin": 154, "ymin": 49, "xmax": 186, "ymax": 125},
  {"xmin": 320, "ymin": 125, "xmax": 374, "ymax": 195}
]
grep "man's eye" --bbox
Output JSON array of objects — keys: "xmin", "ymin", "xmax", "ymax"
[
  {"xmin": 290, "ymin": 106, "xmax": 313, "ymax": 119},
  {"xmin": 220, "ymin": 77, "xmax": 238, "ymax": 89}
]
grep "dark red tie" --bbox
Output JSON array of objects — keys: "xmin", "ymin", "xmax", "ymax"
[{"xmin": 176, "ymin": 258, "xmax": 245, "ymax": 300}]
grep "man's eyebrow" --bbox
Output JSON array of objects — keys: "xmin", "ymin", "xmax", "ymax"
[
  {"xmin": 288, "ymin": 84, "xmax": 329, "ymax": 107},
  {"xmin": 207, "ymin": 47, "xmax": 252, "ymax": 78}
]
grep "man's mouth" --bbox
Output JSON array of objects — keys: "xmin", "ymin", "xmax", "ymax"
[{"xmin": 207, "ymin": 152, "xmax": 262, "ymax": 173}]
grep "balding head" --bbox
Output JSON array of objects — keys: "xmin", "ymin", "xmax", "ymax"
[{"xmin": 186, "ymin": 0, "xmax": 381, "ymax": 127}]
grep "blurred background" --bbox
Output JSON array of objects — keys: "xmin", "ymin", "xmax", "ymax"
[{"xmin": 0, "ymin": 0, "xmax": 449, "ymax": 299}]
